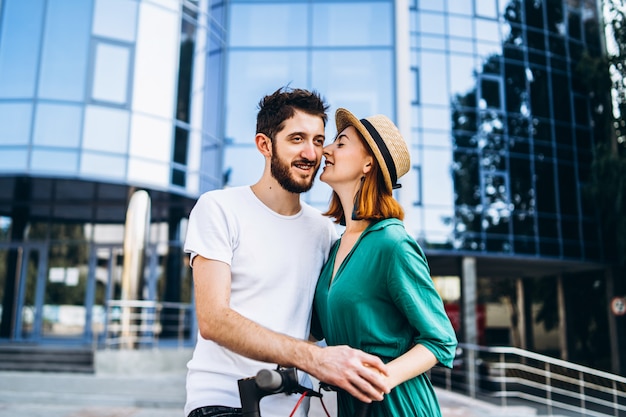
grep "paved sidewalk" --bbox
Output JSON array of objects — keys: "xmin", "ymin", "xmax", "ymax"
[{"xmin": 0, "ymin": 370, "xmax": 539, "ymax": 417}]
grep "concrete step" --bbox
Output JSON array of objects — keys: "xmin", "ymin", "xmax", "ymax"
[
  {"xmin": 0, "ymin": 344, "xmax": 94, "ymax": 373},
  {"xmin": 0, "ymin": 370, "xmax": 186, "ymax": 409}
]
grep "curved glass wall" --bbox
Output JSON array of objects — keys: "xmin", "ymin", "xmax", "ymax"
[
  {"xmin": 0, "ymin": 0, "xmax": 227, "ymax": 345},
  {"xmin": 0, "ymin": 0, "xmax": 224, "ymax": 196},
  {"xmin": 407, "ymin": 0, "xmax": 604, "ymax": 261}
]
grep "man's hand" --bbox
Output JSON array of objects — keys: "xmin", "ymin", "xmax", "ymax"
[{"xmin": 305, "ymin": 345, "xmax": 389, "ymax": 403}]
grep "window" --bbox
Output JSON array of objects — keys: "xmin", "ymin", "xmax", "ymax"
[
  {"xmin": 38, "ymin": 0, "xmax": 91, "ymax": 101},
  {"xmin": 0, "ymin": 0, "xmax": 45, "ymax": 98},
  {"xmin": 91, "ymin": 42, "xmax": 132, "ymax": 105},
  {"xmin": 34, "ymin": 103, "xmax": 82, "ymax": 148}
]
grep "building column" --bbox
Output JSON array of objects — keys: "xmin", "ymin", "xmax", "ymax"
[
  {"xmin": 556, "ymin": 275, "xmax": 568, "ymax": 361},
  {"xmin": 605, "ymin": 267, "xmax": 625, "ymax": 374},
  {"xmin": 120, "ymin": 189, "xmax": 151, "ymax": 349},
  {"xmin": 0, "ymin": 177, "xmax": 30, "ymax": 339},
  {"xmin": 461, "ymin": 256, "xmax": 477, "ymax": 397},
  {"xmin": 515, "ymin": 278, "xmax": 525, "ymax": 349}
]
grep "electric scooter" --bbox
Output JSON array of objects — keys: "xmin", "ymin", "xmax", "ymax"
[{"xmin": 238, "ymin": 367, "xmax": 371, "ymax": 417}]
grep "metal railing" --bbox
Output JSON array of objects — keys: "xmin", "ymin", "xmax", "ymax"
[
  {"xmin": 431, "ymin": 344, "xmax": 626, "ymax": 417},
  {"xmin": 101, "ymin": 300, "xmax": 194, "ymax": 349}
]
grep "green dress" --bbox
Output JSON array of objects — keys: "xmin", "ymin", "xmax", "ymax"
[{"xmin": 312, "ymin": 218, "xmax": 457, "ymax": 417}]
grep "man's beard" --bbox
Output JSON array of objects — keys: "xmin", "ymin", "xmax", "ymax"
[{"xmin": 270, "ymin": 149, "xmax": 319, "ymax": 194}]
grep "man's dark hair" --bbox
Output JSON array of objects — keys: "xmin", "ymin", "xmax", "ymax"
[{"xmin": 256, "ymin": 87, "xmax": 329, "ymax": 140}]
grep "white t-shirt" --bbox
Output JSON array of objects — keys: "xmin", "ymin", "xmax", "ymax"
[{"xmin": 183, "ymin": 186, "xmax": 337, "ymax": 417}]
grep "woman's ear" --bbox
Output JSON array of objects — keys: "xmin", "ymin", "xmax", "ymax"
[
  {"xmin": 362, "ymin": 156, "xmax": 373, "ymax": 174},
  {"xmin": 255, "ymin": 133, "xmax": 272, "ymax": 157}
]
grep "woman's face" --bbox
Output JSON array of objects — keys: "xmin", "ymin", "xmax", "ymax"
[{"xmin": 320, "ymin": 125, "xmax": 373, "ymax": 188}]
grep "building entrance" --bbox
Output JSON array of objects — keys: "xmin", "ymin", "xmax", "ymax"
[{"xmin": 0, "ymin": 242, "xmax": 127, "ymax": 346}]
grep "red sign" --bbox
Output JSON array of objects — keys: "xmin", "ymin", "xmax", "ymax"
[
  {"xmin": 610, "ymin": 296, "xmax": 626, "ymax": 316},
  {"xmin": 444, "ymin": 303, "xmax": 486, "ymax": 345}
]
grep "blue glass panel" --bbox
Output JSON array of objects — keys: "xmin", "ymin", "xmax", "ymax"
[
  {"xmin": 448, "ymin": 0, "xmax": 472, "ymax": 15},
  {"xmin": 0, "ymin": 149, "xmax": 28, "ymax": 171},
  {"xmin": 419, "ymin": 0, "xmax": 444, "ymax": 12},
  {"xmin": 420, "ymin": 51, "xmax": 449, "ymax": 105},
  {"xmin": 226, "ymin": 51, "xmax": 308, "ymax": 144},
  {"xmin": 476, "ymin": 0, "xmax": 498, "ymax": 18},
  {"xmin": 91, "ymin": 43, "xmax": 131, "ymax": 105},
  {"xmin": 313, "ymin": 2, "xmax": 392, "ymax": 46},
  {"xmin": 448, "ymin": 15, "xmax": 473, "ymax": 38},
  {"xmin": 419, "ymin": 11, "xmax": 445, "ymax": 35},
  {"xmin": 38, "ymin": 0, "xmax": 92, "ymax": 100},
  {"xmin": 229, "ymin": 3, "xmax": 307, "ymax": 47},
  {"xmin": 92, "ymin": 0, "xmax": 138, "ymax": 42},
  {"xmin": 80, "ymin": 152, "xmax": 126, "ymax": 179},
  {"xmin": 34, "ymin": 103, "xmax": 82, "ymax": 147},
  {"xmin": 0, "ymin": 103, "xmax": 32, "ymax": 145},
  {"xmin": 312, "ymin": 50, "xmax": 394, "ymax": 132},
  {"xmin": 83, "ymin": 106, "xmax": 130, "ymax": 153},
  {"xmin": 31, "ymin": 149, "xmax": 78, "ymax": 173},
  {"xmin": 0, "ymin": 0, "xmax": 45, "ymax": 98}
]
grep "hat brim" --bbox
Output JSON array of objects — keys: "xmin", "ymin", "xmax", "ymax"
[{"xmin": 335, "ymin": 108, "xmax": 394, "ymax": 192}]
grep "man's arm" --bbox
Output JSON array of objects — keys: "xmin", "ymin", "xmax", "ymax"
[{"xmin": 193, "ymin": 255, "xmax": 389, "ymax": 402}]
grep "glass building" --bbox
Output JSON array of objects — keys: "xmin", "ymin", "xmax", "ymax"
[
  {"xmin": 0, "ymin": 0, "xmax": 226, "ymax": 346},
  {"xmin": 0, "ymin": 0, "xmax": 619, "ymax": 372}
]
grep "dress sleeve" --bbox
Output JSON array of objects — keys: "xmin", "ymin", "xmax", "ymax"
[{"xmin": 386, "ymin": 237, "xmax": 458, "ymax": 368}]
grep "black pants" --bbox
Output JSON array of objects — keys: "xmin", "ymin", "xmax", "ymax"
[{"xmin": 188, "ymin": 405, "xmax": 243, "ymax": 417}]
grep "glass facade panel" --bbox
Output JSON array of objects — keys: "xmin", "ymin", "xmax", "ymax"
[
  {"xmin": 230, "ymin": 3, "xmax": 308, "ymax": 47},
  {"xmin": 447, "ymin": 0, "xmax": 472, "ymax": 16},
  {"xmin": 475, "ymin": 18, "xmax": 500, "ymax": 42},
  {"xmin": 420, "ymin": 52, "xmax": 449, "ymax": 105},
  {"xmin": 0, "ymin": 0, "xmax": 45, "ymax": 98},
  {"xmin": 38, "ymin": 0, "xmax": 91, "ymax": 101},
  {"xmin": 419, "ymin": 11, "xmax": 445, "ymax": 35},
  {"xmin": 419, "ymin": 0, "xmax": 444, "ymax": 12},
  {"xmin": 31, "ymin": 149, "xmax": 78, "ymax": 174},
  {"xmin": 312, "ymin": 2, "xmax": 392, "ymax": 46},
  {"xmin": 127, "ymin": 159, "xmax": 169, "ymax": 188},
  {"xmin": 449, "ymin": 55, "xmax": 477, "ymax": 95},
  {"xmin": 476, "ymin": 0, "xmax": 498, "ymax": 19},
  {"xmin": 0, "ymin": 150, "xmax": 28, "ymax": 171},
  {"xmin": 132, "ymin": 2, "xmax": 178, "ymax": 119},
  {"xmin": 418, "ymin": 34, "xmax": 446, "ymax": 50},
  {"xmin": 92, "ymin": 43, "xmax": 131, "ymax": 105},
  {"xmin": 422, "ymin": 148, "xmax": 454, "ymax": 207},
  {"xmin": 33, "ymin": 103, "xmax": 82, "ymax": 148},
  {"xmin": 448, "ymin": 15, "xmax": 473, "ymax": 39},
  {"xmin": 423, "ymin": 206, "xmax": 454, "ymax": 244},
  {"xmin": 92, "ymin": 0, "xmax": 138, "ymax": 42},
  {"xmin": 82, "ymin": 106, "xmax": 130, "ymax": 153},
  {"xmin": 0, "ymin": 103, "xmax": 32, "ymax": 145},
  {"xmin": 312, "ymin": 50, "xmax": 394, "ymax": 119},
  {"xmin": 421, "ymin": 107, "xmax": 451, "ymax": 131},
  {"xmin": 129, "ymin": 114, "xmax": 172, "ymax": 163},
  {"xmin": 80, "ymin": 152, "xmax": 126, "ymax": 179}
]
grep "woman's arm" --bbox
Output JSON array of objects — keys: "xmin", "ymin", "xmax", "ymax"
[{"xmin": 384, "ymin": 344, "xmax": 438, "ymax": 389}]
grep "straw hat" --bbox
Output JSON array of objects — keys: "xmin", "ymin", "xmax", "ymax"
[{"xmin": 335, "ymin": 108, "xmax": 410, "ymax": 192}]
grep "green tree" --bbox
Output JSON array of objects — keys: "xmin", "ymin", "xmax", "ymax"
[{"xmin": 580, "ymin": 0, "xmax": 626, "ymax": 266}]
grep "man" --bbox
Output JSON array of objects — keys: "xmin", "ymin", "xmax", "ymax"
[{"xmin": 184, "ymin": 87, "xmax": 389, "ymax": 417}]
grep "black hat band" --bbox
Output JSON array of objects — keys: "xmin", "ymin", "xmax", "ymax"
[{"xmin": 360, "ymin": 118, "xmax": 401, "ymax": 189}]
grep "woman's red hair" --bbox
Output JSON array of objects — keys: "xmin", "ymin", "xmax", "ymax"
[{"xmin": 323, "ymin": 132, "xmax": 404, "ymax": 224}]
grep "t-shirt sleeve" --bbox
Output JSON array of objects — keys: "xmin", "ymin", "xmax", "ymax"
[
  {"xmin": 184, "ymin": 192, "xmax": 234, "ymax": 267},
  {"xmin": 386, "ymin": 237, "xmax": 458, "ymax": 368}
]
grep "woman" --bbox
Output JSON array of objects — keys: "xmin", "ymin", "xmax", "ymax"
[{"xmin": 312, "ymin": 108, "xmax": 458, "ymax": 417}]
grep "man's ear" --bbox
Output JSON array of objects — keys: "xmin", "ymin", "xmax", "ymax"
[{"xmin": 255, "ymin": 133, "xmax": 272, "ymax": 157}]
